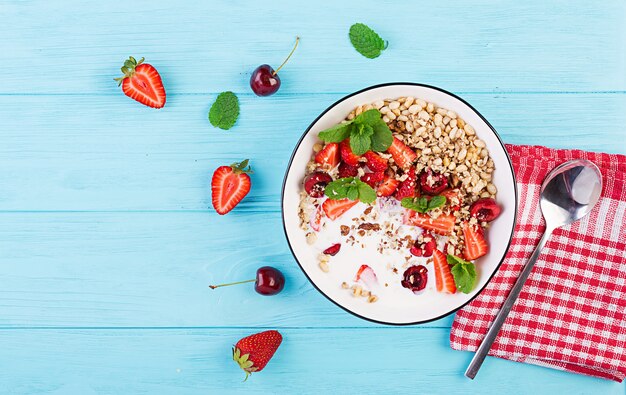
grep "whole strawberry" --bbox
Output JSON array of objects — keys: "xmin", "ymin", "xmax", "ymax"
[
  {"xmin": 115, "ymin": 56, "xmax": 166, "ymax": 108},
  {"xmin": 233, "ymin": 330, "xmax": 282, "ymax": 381},
  {"xmin": 211, "ymin": 159, "xmax": 252, "ymax": 215}
]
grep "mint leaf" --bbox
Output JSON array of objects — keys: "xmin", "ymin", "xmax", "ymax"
[
  {"xmin": 449, "ymin": 256, "xmax": 477, "ymax": 294},
  {"xmin": 354, "ymin": 109, "xmax": 381, "ymax": 125},
  {"xmin": 357, "ymin": 181, "xmax": 377, "ymax": 204},
  {"xmin": 427, "ymin": 195, "xmax": 447, "ymax": 210},
  {"xmin": 349, "ymin": 23, "xmax": 387, "ymax": 59},
  {"xmin": 370, "ymin": 120, "xmax": 393, "ymax": 151},
  {"xmin": 209, "ymin": 91, "xmax": 239, "ymax": 130},
  {"xmin": 324, "ymin": 177, "xmax": 376, "ymax": 204},
  {"xmin": 350, "ymin": 123, "xmax": 373, "ymax": 155},
  {"xmin": 318, "ymin": 122, "xmax": 352, "ymax": 142}
]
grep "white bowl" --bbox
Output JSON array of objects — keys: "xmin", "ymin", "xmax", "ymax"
[{"xmin": 282, "ymin": 83, "xmax": 517, "ymax": 325}]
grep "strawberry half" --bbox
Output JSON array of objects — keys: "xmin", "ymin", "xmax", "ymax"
[
  {"xmin": 340, "ymin": 139, "xmax": 361, "ymax": 166},
  {"xmin": 355, "ymin": 264, "xmax": 378, "ymax": 288},
  {"xmin": 315, "ymin": 143, "xmax": 340, "ymax": 169},
  {"xmin": 360, "ymin": 171, "xmax": 385, "ymax": 188},
  {"xmin": 233, "ymin": 330, "xmax": 283, "ymax": 381},
  {"xmin": 462, "ymin": 222, "xmax": 489, "ymax": 260},
  {"xmin": 402, "ymin": 211, "xmax": 456, "ymax": 235},
  {"xmin": 211, "ymin": 160, "xmax": 252, "ymax": 215},
  {"xmin": 440, "ymin": 189, "xmax": 462, "ymax": 211},
  {"xmin": 322, "ymin": 198, "xmax": 358, "ymax": 220},
  {"xmin": 377, "ymin": 176, "xmax": 400, "ymax": 197},
  {"xmin": 394, "ymin": 167, "xmax": 418, "ymax": 200},
  {"xmin": 363, "ymin": 151, "xmax": 388, "ymax": 172},
  {"xmin": 433, "ymin": 250, "xmax": 456, "ymax": 293},
  {"xmin": 115, "ymin": 56, "xmax": 166, "ymax": 108},
  {"xmin": 387, "ymin": 137, "xmax": 417, "ymax": 169}
]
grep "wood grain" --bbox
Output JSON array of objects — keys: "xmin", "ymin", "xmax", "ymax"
[{"xmin": 1, "ymin": 328, "xmax": 622, "ymax": 395}]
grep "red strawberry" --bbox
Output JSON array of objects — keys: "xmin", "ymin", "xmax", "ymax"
[
  {"xmin": 338, "ymin": 162, "xmax": 359, "ymax": 178},
  {"xmin": 433, "ymin": 250, "xmax": 456, "ymax": 293},
  {"xmin": 360, "ymin": 171, "xmax": 385, "ymax": 188},
  {"xmin": 462, "ymin": 222, "xmax": 489, "ymax": 260},
  {"xmin": 233, "ymin": 330, "xmax": 282, "ymax": 381},
  {"xmin": 115, "ymin": 56, "xmax": 166, "ymax": 108},
  {"xmin": 315, "ymin": 143, "xmax": 340, "ymax": 169},
  {"xmin": 402, "ymin": 211, "xmax": 456, "ymax": 235},
  {"xmin": 322, "ymin": 198, "xmax": 358, "ymax": 220},
  {"xmin": 211, "ymin": 160, "xmax": 252, "ymax": 215},
  {"xmin": 355, "ymin": 264, "xmax": 378, "ymax": 288},
  {"xmin": 387, "ymin": 137, "xmax": 417, "ymax": 169},
  {"xmin": 323, "ymin": 243, "xmax": 341, "ymax": 256},
  {"xmin": 364, "ymin": 151, "xmax": 388, "ymax": 172},
  {"xmin": 440, "ymin": 189, "xmax": 462, "ymax": 211},
  {"xmin": 394, "ymin": 167, "xmax": 417, "ymax": 200},
  {"xmin": 339, "ymin": 139, "xmax": 361, "ymax": 166},
  {"xmin": 310, "ymin": 204, "xmax": 323, "ymax": 232},
  {"xmin": 377, "ymin": 176, "xmax": 400, "ymax": 197}
]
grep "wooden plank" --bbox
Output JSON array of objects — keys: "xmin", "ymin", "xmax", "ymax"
[
  {"xmin": 0, "ymin": 328, "xmax": 621, "ymax": 394},
  {"xmin": 0, "ymin": 93, "xmax": 624, "ymax": 211},
  {"xmin": 0, "ymin": 0, "xmax": 624, "ymax": 94},
  {"xmin": 0, "ymin": 211, "xmax": 452, "ymax": 328}
]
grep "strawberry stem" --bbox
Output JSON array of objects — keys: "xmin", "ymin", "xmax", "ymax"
[
  {"xmin": 272, "ymin": 36, "xmax": 300, "ymax": 76},
  {"xmin": 209, "ymin": 279, "xmax": 255, "ymax": 289},
  {"xmin": 230, "ymin": 159, "xmax": 253, "ymax": 174}
]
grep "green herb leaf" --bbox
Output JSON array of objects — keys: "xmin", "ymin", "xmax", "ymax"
[
  {"xmin": 209, "ymin": 91, "xmax": 239, "ymax": 130},
  {"xmin": 349, "ymin": 23, "xmax": 388, "ymax": 59},
  {"xmin": 427, "ymin": 195, "xmax": 447, "ymax": 210},
  {"xmin": 448, "ymin": 255, "xmax": 477, "ymax": 294},
  {"xmin": 318, "ymin": 122, "xmax": 352, "ymax": 142},
  {"xmin": 370, "ymin": 120, "xmax": 393, "ymax": 151},
  {"xmin": 354, "ymin": 109, "xmax": 381, "ymax": 124},
  {"xmin": 350, "ymin": 123, "xmax": 374, "ymax": 155},
  {"xmin": 324, "ymin": 177, "xmax": 376, "ymax": 204},
  {"xmin": 401, "ymin": 195, "xmax": 447, "ymax": 213}
]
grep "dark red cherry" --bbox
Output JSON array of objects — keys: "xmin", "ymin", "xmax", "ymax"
[
  {"xmin": 419, "ymin": 170, "xmax": 448, "ymax": 195},
  {"xmin": 254, "ymin": 266, "xmax": 285, "ymax": 295},
  {"xmin": 304, "ymin": 171, "xmax": 332, "ymax": 198},
  {"xmin": 250, "ymin": 37, "xmax": 299, "ymax": 97},
  {"xmin": 470, "ymin": 198, "xmax": 501, "ymax": 222},
  {"xmin": 209, "ymin": 266, "xmax": 285, "ymax": 296},
  {"xmin": 409, "ymin": 232, "xmax": 436, "ymax": 257},
  {"xmin": 401, "ymin": 265, "xmax": 428, "ymax": 294}
]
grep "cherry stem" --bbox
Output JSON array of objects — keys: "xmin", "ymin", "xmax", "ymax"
[
  {"xmin": 272, "ymin": 36, "xmax": 300, "ymax": 76},
  {"xmin": 209, "ymin": 279, "xmax": 255, "ymax": 289}
]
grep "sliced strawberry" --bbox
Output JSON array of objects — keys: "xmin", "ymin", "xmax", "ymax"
[
  {"xmin": 355, "ymin": 265, "xmax": 378, "ymax": 289},
  {"xmin": 363, "ymin": 151, "xmax": 388, "ymax": 172},
  {"xmin": 340, "ymin": 139, "xmax": 361, "ymax": 166},
  {"xmin": 322, "ymin": 198, "xmax": 358, "ymax": 220},
  {"xmin": 315, "ymin": 143, "xmax": 340, "ymax": 169},
  {"xmin": 323, "ymin": 243, "xmax": 341, "ymax": 256},
  {"xmin": 387, "ymin": 137, "xmax": 417, "ymax": 169},
  {"xmin": 394, "ymin": 167, "xmax": 418, "ymax": 200},
  {"xmin": 338, "ymin": 162, "xmax": 359, "ymax": 178},
  {"xmin": 402, "ymin": 211, "xmax": 456, "ymax": 235},
  {"xmin": 211, "ymin": 160, "xmax": 252, "ymax": 215},
  {"xmin": 116, "ymin": 57, "xmax": 166, "ymax": 108},
  {"xmin": 462, "ymin": 222, "xmax": 489, "ymax": 260},
  {"xmin": 440, "ymin": 189, "xmax": 462, "ymax": 211},
  {"xmin": 377, "ymin": 176, "xmax": 400, "ymax": 197},
  {"xmin": 433, "ymin": 250, "xmax": 456, "ymax": 294},
  {"xmin": 360, "ymin": 171, "xmax": 385, "ymax": 188},
  {"xmin": 310, "ymin": 205, "xmax": 323, "ymax": 232}
]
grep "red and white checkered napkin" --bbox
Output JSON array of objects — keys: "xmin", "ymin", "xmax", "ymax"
[{"xmin": 450, "ymin": 144, "xmax": 626, "ymax": 381}]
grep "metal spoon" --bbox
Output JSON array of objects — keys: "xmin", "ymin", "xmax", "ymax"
[{"xmin": 465, "ymin": 159, "xmax": 603, "ymax": 379}]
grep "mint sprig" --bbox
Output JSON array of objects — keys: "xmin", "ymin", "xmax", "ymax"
[
  {"xmin": 209, "ymin": 91, "xmax": 239, "ymax": 130},
  {"xmin": 318, "ymin": 109, "xmax": 392, "ymax": 155},
  {"xmin": 324, "ymin": 177, "xmax": 376, "ymax": 204},
  {"xmin": 349, "ymin": 23, "xmax": 388, "ymax": 59},
  {"xmin": 447, "ymin": 255, "xmax": 477, "ymax": 294},
  {"xmin": 401, "ymin": 195, "xmax": 446, "ymax": 213}
]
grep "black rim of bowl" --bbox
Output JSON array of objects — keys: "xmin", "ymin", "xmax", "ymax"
[{"xmin": 281, "ymin": 82, "xmax": 518, "ymax": 326}]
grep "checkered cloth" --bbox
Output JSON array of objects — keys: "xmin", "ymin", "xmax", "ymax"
[{"xmin": 450, "ymin": 144, "xmax": 626, "ymax": 381}]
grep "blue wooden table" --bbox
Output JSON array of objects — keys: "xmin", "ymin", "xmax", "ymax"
[{"xmin": 1, "ymin": 1, "xmax": 625, "ymax": 394}]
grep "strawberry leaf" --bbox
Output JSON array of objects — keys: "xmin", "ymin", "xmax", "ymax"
[{"xmin": 209, "ymin": 91, "xmax": 240, "ymax": 130}]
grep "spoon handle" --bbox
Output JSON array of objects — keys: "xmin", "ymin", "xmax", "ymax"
[{"xmin": 465, "ymin": 227, "xmax": 554, "ymax": 379}]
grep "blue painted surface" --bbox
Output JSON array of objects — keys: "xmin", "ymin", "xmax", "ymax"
[{"xmin": 0, "ymin": 1, "xmax": 625, "ymax": 394}]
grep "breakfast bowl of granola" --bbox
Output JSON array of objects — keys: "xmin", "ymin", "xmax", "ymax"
[{"xmin": 282, "ymin": 83, "xmax": 517, "ymax": 325}]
